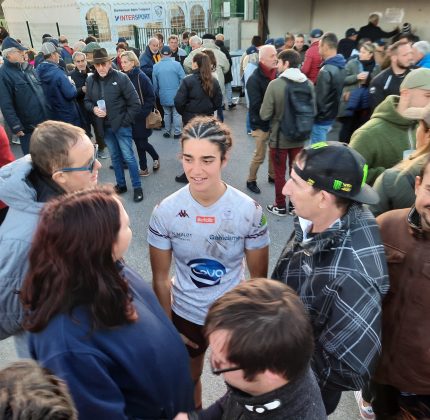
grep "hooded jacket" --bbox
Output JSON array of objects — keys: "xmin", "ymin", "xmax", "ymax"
[
  {"xmin": 350, "ymin": 95, "xmax": 417, "ymax": 184},
  {"xmin": 0, "ymin": 58, "xmax": 48, "ymax": 134},
  {"xmin": 375, "ymin": 207, "xmax": 430, "ymax": 394},
  {"xmin": 188, "ymin": 368, "xmax": 326, "ymax": 420},
  {"xmin": 260, "ymin": 67, "xmax": 315, "ymax": 149},
  {"xmin": 370, "ymin": 154, "xmax": 427, "ymax": 217},
  {"xmin": 36, "ymin": 60, "xmax": 81, "ymax": 126},
  {"xmin": 417, "ymin": 53, "xmax": 430, "ymax": 69},
  {"xmin": 183, "ymin": 39, "xmax": 230, "ymax": 95},
  {"xmin": 272, "ymin": 204, "xmax": 389, "ymax": 391},
  {"xmin": 314, "ymin": 54, "xmax": 346, "ymax": 123},
  {"xmin": 0, "ymin": 157, "xmax": 63, "ymax": 339}
]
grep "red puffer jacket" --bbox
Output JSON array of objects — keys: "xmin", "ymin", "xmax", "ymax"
[
  {"xmin": 0, "ymin": 126, "xmax": 15, "ymax": 210},
  {"xmin": 301, "ymin": 41, "xmax": 322, "ymax": 84}
]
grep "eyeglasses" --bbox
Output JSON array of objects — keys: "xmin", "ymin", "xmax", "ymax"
[
  {"xmin": 210, "ymin": 356, "xmax": 242, "ymax": 376},
  {"xmin": 56, "ymin": 144, "xmax": 99, "ymax": 174}
]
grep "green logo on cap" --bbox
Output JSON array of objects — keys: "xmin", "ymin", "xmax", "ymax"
[
  {"xmin": 311, "ymin": 142, "xmax": 328, "ymax": 149},
  {"xmin": 333, "ymin": 180, "xmax": 343, "ymax": 190},
  {"xmin": 362, "ymin": 164, "xmax": 368, "ymax": 186}
]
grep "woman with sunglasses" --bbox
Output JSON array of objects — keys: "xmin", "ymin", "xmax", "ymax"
[
  {"xmin": 21, "ymin": 187, "xmax": 194, "ymax": 419},
  {"xmin": 148, "ymin": 116, "xmax": 269, "ymax": 409}
]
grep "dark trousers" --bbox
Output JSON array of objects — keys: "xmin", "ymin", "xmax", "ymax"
[
  {"xmin": 320, "ymin": 386, "xmax": 342, "ymax": 415},
  {"xmin": 134, "ymin": 137, "xmax": 159, "ymax": 171},
  {"xmin": 369, "ymin": 381, "xmax": 430, "ymax": 419}
]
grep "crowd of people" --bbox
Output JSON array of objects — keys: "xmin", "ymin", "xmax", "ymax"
[{"xmin": 0, "ymin": 12, "xmax": 430, "ymax": 420}]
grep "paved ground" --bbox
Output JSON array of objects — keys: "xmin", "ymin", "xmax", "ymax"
[{"xmin": 0, "ymin": 101, "xmax": 360, "ymax": 418}]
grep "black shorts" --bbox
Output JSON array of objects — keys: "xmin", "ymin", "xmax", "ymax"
[{"xmin": 172, "ymin": 311, "xmax": 208, "ymax": 358}]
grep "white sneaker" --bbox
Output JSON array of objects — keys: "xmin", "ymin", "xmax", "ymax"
[
  {"xmin": 12, "ymin": 137, "xmax": 21, "ymax": 145},
  {"xmin": 354, "ymin": 390, "xmax": 375, "ymax": 420}
]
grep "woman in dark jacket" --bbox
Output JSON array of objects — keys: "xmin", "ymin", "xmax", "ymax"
[
  {"xmin": 121, "ymin": 51, "xmax": 160, "ymax": 176},
  {"xmin": 174, "ymin": 52, "xmax": 223, "ymax": 126},
  {"xmin": 21, "ymin": 187, "xmax": 194, "ymax": 419},
  {"xmin": 338, "ymin": 42, "xmax": 380, "ymax": 143},
  {"xmin": 173, "ymin": 53, "xmax": 223, "ymax": 183}
]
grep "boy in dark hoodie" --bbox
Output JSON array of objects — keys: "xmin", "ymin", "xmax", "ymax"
[{"xmin": 311, "ymin": 32, "xmax": 346, "ymax": 143}]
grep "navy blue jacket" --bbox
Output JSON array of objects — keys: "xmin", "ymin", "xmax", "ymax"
[
  {"xmin": 125, "ymin": 66, "xmax": 155, "ymax": 139},
  {"xmin": 0, "ymin": 59, "xmax": 48, "ymax": 134},
  {"xmin": 29, "ymin": 263, "xmax": 194, "ymax": 420},
  {"xmin": 36, "ymin": 60, "xmax": 81, "ymax": 126},
  {"xmin": 139, "ymin": 46, "xmax": 159, "ymax": 80}
]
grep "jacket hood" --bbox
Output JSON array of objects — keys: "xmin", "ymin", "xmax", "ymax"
[
  {"xmin": 202, "ymin": 39, "xmax": 219, "ymax": 50},
  {"xmin": 371, "ymin": 95, "xmax": 417, "ymax": 127},
  {"xmin": 0, "ymin": 156, "xmax": 41, "ymax": 214},
  {"xmin": 323, "ymin": 54, "xmax": 346, "ymax": 69},
  {"xmin": 280, "ymin": 67, "xmax": 308, "ymax": 83},
  {"xmin": 36, "ymin": 60, "xmax": 62, "ymax": 81}
]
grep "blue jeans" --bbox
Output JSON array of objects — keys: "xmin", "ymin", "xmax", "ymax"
[
  {"xmin": 310, "ymin": 123, "xmax": 333, "ymax": 144},
  {"xmin": 104, "ymin": 126, "xmax": 141, "ymax": 189},
  {"xmin": 225, "ymin": 82, "xmax": 233, "ymax": 106},
  {"xmin": 20, "ymin": 132, "xmax": 32, "ymax": 155},
  {"xmin": 162, "ymin": 106, "xmax": 182, "ymax": 135}
]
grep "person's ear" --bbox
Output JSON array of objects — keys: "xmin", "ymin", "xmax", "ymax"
[
  {"xmin": 51, "ymin": 170, "xmax": 67, "ymax": 187},
  {"xmin": 415, "ymin": 175, "xmax": 423, "ymax": 195}
]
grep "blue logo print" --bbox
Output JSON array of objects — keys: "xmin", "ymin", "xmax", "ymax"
[{"xmin": 187, "ymin": 258, "xmax": 226, "ymax": 288}]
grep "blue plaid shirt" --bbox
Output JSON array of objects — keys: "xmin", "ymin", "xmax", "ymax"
[{"xmin": 272, "ymin": 203, "xmax": 389, "ymax": 390}]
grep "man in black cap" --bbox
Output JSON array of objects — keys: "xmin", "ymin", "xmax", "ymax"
[
  {"xmin": 0, "ymin": 37, "xmax": 48, "ymax": 154},
  {"xmin": 84, "ymin": 48, "xmax": 143, "ymax": 202},
  {"xmin": 272, "ymin": 141, "xmax": 389, "ymax": 415},
  {"xmin": 337, "ymin": 28, "xmax": 358, "ymax": 60}
]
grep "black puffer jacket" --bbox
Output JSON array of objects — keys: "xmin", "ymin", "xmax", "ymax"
[
  {"xmin": 215, "ymin": 40, "xmax": 233, "ymax": 84},
  {"xmin": 84, "ymin": 68, "xmax": 140, "ymax": 133},
  {"xmin": 246, "ymin": 65, "xmax": 272, "ymax": 131},
  {"xmin": 0, "ymin": 59, "xmax": 48, "ymax": 134},
  {"xmin": 314, "ymin": 54, "xmax": 346, "ymax": 122},
  {"xmin": 174, "ymin": 70, "xmax": 222, "ymax": 125}
]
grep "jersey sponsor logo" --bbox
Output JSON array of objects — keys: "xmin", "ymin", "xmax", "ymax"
[
  {"xmin": 196, "ymin": 216, "xmax": 216, "ymax": 224},
  {"xmin": 171, "ymin": 231, "xmax": 192, "ymax": 240},
  {"xmin": 187, "ymin": 258, "xmax": 226, "ymax": 288},
  {"xmin": 209, "ymin": 234, "xmax": 241, "ymax": 241},
  {"xmin": 176, "ymin": 210, "xmax": 190, "ymax": 218}
]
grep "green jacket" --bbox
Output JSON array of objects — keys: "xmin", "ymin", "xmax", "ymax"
[
  {"xmin": 350, "ymin": 95, "xmax": 417, "ymax": 185},
  {"xmin": 260, "ymin": 68, "xmax": 315, "ymax": 149},
  {"xmin": 370, "ymin": 153, "xmax": 428, "ymax": 217}
]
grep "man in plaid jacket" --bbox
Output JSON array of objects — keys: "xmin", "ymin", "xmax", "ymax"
[{"xmin": 272, "ymin": 141, "xmax": 389, "ymax": 415}]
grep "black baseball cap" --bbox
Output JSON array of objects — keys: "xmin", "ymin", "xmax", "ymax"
[
  {"xmin": 345, "ymin": 28, "xmax": 358, "ymax": 37},
  {"xmin": 293, "ymin": 141, "xmax": 379, "ymax": 205}
]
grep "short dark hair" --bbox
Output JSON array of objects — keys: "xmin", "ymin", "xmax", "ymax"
[
  {"xmin": 278, "ymin": 49, "xmax": 301, "ymax": 68},
  {"xmin": 154, "ymin": 32, "xmax": 164, "ymax": 42},
  {"xmin": 321, "ymin": 32, "xmax": 338, "ymax": 49},
  {"xmin": 205, "ymin": 278, "xmax": 314, "ymax": 382},
  {"xmin": 0, "ymin": 360, "xmax": 77, "ymax": 419},
  {"xmin": 21, "ymin": 187, "xmax": 138, "ymax": 333},
  {"xmin": 251, "ymin": 35, "xmax": 263, "ymax": 47},
  {"xmin": 116, "ymin": 42, "xmax": 127, "ymax": 51},
  {"xmin": 202, "ymin": 33, "xmax": 216, "ymax": 40},
  {"xmin": 84, "ymin": 35, "xmax": 97, "ymax": 44}
]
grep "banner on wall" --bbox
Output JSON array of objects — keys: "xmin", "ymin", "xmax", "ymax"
[{"xmin": 113, "ymin": 5, "xmax": 165, "ymax": 25}]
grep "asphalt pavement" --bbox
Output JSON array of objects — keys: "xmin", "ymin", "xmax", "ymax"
[{"xmin": 0, "ymin": 101, "xmax": 360, "ymax": 419}]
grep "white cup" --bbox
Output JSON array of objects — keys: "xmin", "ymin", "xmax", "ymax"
[{"xmin": 97, "ymin": 99, "xmax": 106, "ymax": 111}]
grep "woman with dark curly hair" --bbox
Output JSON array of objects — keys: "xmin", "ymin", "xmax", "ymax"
[{"xmin": 21, "ymin": 186, "xmax": 194, "ymax": 419}]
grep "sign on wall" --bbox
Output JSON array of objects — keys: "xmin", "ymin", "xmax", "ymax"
[{"xmin": 113, "ymin": 5, "xmax": 165, "ymax": 25}]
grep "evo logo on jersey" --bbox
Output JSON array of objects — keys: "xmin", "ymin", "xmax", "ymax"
[
  {"xmin": 187, "ymin": 258, "xmax": 226, "ymax": 288},
  {"xmin": 196, "ymin": 216, "xmax": 216, "ymax": 224}
]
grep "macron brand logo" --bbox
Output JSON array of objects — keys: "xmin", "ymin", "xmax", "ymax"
[
  {"xmin": 176, "ymin": 210, "xmax": 189, "ymax": 218},
  {"xmin": 187, "ymin": 258, "xmax": 226, "ymax": 288},
  {"xmin": 196, "ymin": 216, "xmax": 216, "ymax": 224}
]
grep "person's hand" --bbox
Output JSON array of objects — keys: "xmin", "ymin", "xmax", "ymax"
[
  {"xmin": 357, "ymin": 72, "xmax": 368, "ymax": 81},
  {"xmin": 174, "ymin": 413, "xmax": 189, "ymax": 420},
  {"xmin": 180, "ymin": 333, "xmax": 199, "ymax": 350},
  {"xmin": 93, "ymin": 106, "xmax": 106, "ymax": 118},
  {"xmin": 16, "ymin": 131, "xmax": 25, "ymax": 137},
  {"xmin": 82, "ymin": 85, "xmax": 87, "ymax": 93}
]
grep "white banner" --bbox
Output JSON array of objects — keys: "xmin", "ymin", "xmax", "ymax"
[{"xmin": 113, "ymin": 5, "xmax": 165, "ymax": 25}]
